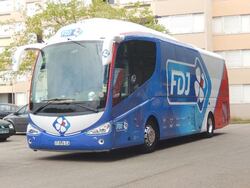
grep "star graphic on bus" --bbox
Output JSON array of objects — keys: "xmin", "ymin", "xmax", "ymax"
[{"xmin": 53, "ymin": 116, "xmax": 71, "ymax": 135}]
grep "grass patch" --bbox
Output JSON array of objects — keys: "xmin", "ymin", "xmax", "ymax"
[{"xmin": 230, "ymin": 117, "xmax": 250, "ymax": 124}]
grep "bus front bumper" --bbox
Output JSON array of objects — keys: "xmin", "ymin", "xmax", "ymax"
[{"xmin": 27, "ymin": 131, "xmax": 113, "ymax": 152}]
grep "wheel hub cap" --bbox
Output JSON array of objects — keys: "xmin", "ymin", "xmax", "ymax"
[
  {"xmin": 208, "ymin": 119, "xmax": 213, "ymax": 133},
  {"xmin": 144, "ymin": 125, "xmax": 156, "ymax": 147}
]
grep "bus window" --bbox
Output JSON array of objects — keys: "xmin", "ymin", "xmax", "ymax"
[{"xmin": 113, "ymin": 40, "xmax": 156, "ymax": 106}]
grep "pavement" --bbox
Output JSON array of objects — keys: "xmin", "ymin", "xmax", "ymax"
[{"xmin": 1, "ymin": 124, "xmax": 250, "ymax": 188}]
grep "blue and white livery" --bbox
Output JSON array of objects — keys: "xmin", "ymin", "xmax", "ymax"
[{"xmin": 13, "ymin": 18, "xmax": 230, "ymax": 153}]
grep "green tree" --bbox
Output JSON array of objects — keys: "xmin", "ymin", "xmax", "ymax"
[{"xmin": 0, "ymin": 0, "xmax": 166, "ymax": 72}]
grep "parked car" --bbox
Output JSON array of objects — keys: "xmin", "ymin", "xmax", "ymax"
[
  {"xmin": 0, "ymin": 119, "xmax": 15, "ymax": 141},
  {"xmin": 3, "ymin": 104, "xmax": 28, "ymax": 134},
  {"xmin": 0, "ymin": 103, "xmax": 18, "ymax": 119}
]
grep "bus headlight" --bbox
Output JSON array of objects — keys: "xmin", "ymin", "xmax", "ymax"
[
  {"xmin": 27, "ymin": 124, "xmax": 41, "ymax": 135},
  {"xmin": 85, "ymin": 122, "xmax": 111, "ymax": 135}
]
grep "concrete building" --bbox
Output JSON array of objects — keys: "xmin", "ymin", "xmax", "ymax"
[
  {"xmin": 0, "ymin": 0, "xmax": 37, "ymax": 106},
  {"xmin": 1, "ymin": 0, "xmax": 250, "ymax": 118}
]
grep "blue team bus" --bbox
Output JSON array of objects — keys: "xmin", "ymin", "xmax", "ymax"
[{"xmin": 13, "ymin": 18, "xmax": 230, "ymax": 153}]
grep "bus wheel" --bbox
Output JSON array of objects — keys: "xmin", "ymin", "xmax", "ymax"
[
  {"xmin": 0, "ymin": 138, "xmax": 7, "ymax": 142},
  {"xmin": 141, "ymin": 120, "xmax": 159, "ymax": 153},
  {"xmin": 205, "ymin": 114, "xmax": 214, "ymax": 138}
]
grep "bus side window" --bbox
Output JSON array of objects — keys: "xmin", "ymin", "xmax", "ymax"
[
  {"xmin": 112, "ymin": 40, "xmax": 156, "ymax": 106},
  {"xmin": 129, "ymin": 41, "xmax": 156, "ymax": 93},
  {"xmin": 113, "ymin": 44, "xmax": 130, "ymax": 106}
]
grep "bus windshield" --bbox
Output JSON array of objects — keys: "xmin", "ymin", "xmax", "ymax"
[{"xmin": 30, "ymin": 41, "xmax": 109, "ymax": 114}]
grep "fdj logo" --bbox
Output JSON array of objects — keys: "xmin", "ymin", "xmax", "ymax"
[
  {"xmin": 53, "ymin": 116, "xmax": 71, "ymax": 135},
  {"xmin": 166, "ymin": 58, "xmax": 210, "ymax": 112},
  {"xmin": 170, "ymin": 70, "xmax": 190, "ymax": 96}
]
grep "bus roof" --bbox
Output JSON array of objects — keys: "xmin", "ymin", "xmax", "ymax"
[{"xmin": 48, "ymin": 18, "xmax": 223, "ymax": 60}]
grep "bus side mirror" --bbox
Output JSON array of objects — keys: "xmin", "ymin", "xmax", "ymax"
[{"xmin": 12, "ymin": 43, "xmax": 45, "ymax": 71}]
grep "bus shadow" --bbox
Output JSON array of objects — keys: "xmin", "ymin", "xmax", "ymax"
[
  {"xmin": 38, "ymin": 146, "xmax": 142, "ymax": 162},
  {"xmin": 38, "ymin": 132, "xmax": 225, "ymax": 162},
  {"xmin": 157, "ymin": 132, "xmax": 224, "ymax": 151}
]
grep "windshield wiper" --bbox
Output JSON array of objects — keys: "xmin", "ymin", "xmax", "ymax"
[
  {"xmin": 42, "ymin": 98, "xmax": 75, "ymax": 102},
  {"xmin": 67, "ymin": 39, "xmax": 86, "ymax": 48},
  {"xmin": 32, "ymin": 98, "xmax": 99, "ymax": 114},
  {"xmin": 32, "ymin": 98, "xmax": 75, "ymax": 114},
  {"xmin": 73, "ymin": 103, "xmax": 99, "ymax": 113}
]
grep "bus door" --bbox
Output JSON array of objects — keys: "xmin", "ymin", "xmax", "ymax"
[{"xmin": 111, "ymin": 39, "xmax": 157, "ymax": 147}]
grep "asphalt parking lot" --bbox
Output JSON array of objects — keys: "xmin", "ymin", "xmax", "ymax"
[{"xmin": 1, "ymin": 124, "xmax": 250, "ymax": 188}]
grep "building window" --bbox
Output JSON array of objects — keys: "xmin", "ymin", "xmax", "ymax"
[
  {"xmin": 216, "ymin": 50, "xmax": 250, "ymax": 68},
  {"xmin": 0, "ymin": 24, "xmax": 11, "ymax": 37},
  {"xmin": 15, "ymin": 0, "xmax": 25, "ymax": 11},
  {"xmin": 224, "ymin": 16, "xmax": 241, "ymax": 34},
  {"xmin": 26, "ymin": 2, "xmax": 39, "ymax": 17},
  {"xmin": 213, "ymin": 15, "xmax": 250, "ymax": 34},
  {"xmin": 230, "ymin": 85, "xmax": 250, "ymax": 104},
  {"xmin": 0, "ymin": 22, "xmax": 25, "ymax": 38},
  {"xmin": 243, "ymin": 85, "xmax": 250, "ymax": 103},
  {"xmin": 242, "ymin": 15, "xmax": 250, "ymax": 33},
  {"xmin": 0, "ymin": 0, "xmax": 13, "ymax": 14},
  {"xmin": 13, "ymin": 22, "xmax": 26, "ymax": 34},
  {"xmin": 158, "ymin": 13, "xmax": 204, "ymax": 34},
  {"xmin": 242, "ymin": 50, "xmax": 250, "ymax": 67}
]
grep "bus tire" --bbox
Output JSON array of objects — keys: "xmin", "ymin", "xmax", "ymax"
[
  {"xmin": 0, "ymin": 138, "xmax": 7, "ymax": 142},
  {"xmin": 141, "ymin": 119, "xmax": 159, "ymax": 153},
  {"xmin": 205, "ymin": 114, "xmax": 215, "ymax": 138}
]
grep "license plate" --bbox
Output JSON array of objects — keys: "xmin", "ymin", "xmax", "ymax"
[
  {"xmin": 0, "ymin": 129, "xmax": 9, "ymax": 134},
  {"xmin": 54, "ymin": 141, "xmax": 70, "ymax": 146}
]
